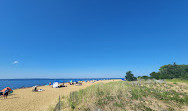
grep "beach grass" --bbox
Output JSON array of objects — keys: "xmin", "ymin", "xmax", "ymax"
[
  {"xmin": 165, "ymin": 78, "xmax": 188, "ymax": 84},
  {"xmin": 59, "ymin": 80, "xmax": 188, "ymax": 111}
]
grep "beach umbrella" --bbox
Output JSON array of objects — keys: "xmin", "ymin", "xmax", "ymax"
[
  {"xmin": 1, "ymin": 87, "xmax": 13, "ymax": 93},
  {"xmin": 72, "ymin": 80, "xmax": 75, "ymax": 82}
]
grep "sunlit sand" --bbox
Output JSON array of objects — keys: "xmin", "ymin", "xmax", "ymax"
[{"xmin": 0, "ymin": 80, "xmax": 119, "ymax": 111}]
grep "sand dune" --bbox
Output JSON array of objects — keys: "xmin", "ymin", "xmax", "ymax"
[{"xmin": 0, "ymin": 80, "xmax": 117, "ymax": 111}]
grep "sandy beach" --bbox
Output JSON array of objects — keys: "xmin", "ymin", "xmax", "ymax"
[{"xmin": 0, "ymin": 80, "xmax": 117, "ymax": 111}]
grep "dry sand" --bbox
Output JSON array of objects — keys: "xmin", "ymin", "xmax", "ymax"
[{"xmin": 0, "ymin": 80, "xmax": 118, "ymax": 111}]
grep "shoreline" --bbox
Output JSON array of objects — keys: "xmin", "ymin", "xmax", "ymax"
[
  {"xmin": 0, "ymin": 78, "xmax": 121, "ymax": 90},
  {"xmin": 12, "ymin": 80, "xmax": 99, "ymax": 90},
  {"xmin": 0, "ymin": 79, "xmax": 119, "ymax": 111}
]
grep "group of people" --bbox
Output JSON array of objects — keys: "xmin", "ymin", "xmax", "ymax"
[
  {"xmin": 51, "ymin": 82, "xmax": 68, "ymax": 88},
  {"xmin": 0, "ymin": 88, "xmax": 10, "ymax": 99},
  {"xmin": 69, "ymin": 81, "xmax": 83, "ymax": 85},
  {"xmin": 50, "ymin": 81, "xmax": 83, "ymax": 88},
  {"xmin": 32, "ymin": 81, "xmax": 84, "ymax": 91}
]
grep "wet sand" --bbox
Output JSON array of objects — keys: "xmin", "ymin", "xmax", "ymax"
[{"xmin": 0, "ymin": 80, "xmax": 118, "ymax": 111}]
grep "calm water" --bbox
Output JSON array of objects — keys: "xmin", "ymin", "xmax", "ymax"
[{"xmin": 0, "ymin": 78, "xmax": 122, "ymax": 90}]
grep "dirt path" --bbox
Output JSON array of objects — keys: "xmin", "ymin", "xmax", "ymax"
[{"xmin": 0, "ymin": 80, "xmax": 118, "ymax": 111}]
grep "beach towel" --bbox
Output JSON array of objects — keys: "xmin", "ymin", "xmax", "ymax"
[{"xmin": 38, "ymin": 89, "xmax": 45, "ymax": 92}]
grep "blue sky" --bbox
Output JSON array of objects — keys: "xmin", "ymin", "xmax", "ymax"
[{"xmin": 0, "ymin": 0, "xmax": 187, "ymax": 79}]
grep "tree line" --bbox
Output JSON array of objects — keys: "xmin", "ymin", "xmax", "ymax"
[{"xmin": 125, "ymin": 63, "xmax": 188, "ymax": 81}]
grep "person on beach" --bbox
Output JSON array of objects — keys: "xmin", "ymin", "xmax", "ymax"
[
  {"xmin": 0, "ymin": 92, "xmax": 3, "ymax": 96},
  {"xmin": 4, "ymin": 89, "xmax": 9, "ymax": 99},
  {"xmin": 59, "ymin": 82, "xmax": 67, "ymax": 87},
  {"xmin": 49, "ymin": 82, "xmax": 51, "ymax": 86},
  {"xmin": 32, "ymin": 86, "xmax": 38, "ymax": 92}
]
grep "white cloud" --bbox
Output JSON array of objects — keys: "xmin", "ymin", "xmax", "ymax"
[{"xmin": 13, "ymin": 61, "xmax": 19, "ymax": 64}]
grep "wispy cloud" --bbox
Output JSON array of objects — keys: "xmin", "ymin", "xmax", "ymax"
[{"xmin": 13, "ymin": 61, "xmax": 19, "ymax": 64}]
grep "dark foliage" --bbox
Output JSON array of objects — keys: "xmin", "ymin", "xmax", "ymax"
[
  {"xmin": 125, "ymin": 71, "xmax": 137, "ymax": 81},
  {"xmin": 140, "ymin": 76, "xmax": 150, "ymax": 80},
  {"xmin": 150, "ymin": 63, "xmax": 188, "ymax": 80}
]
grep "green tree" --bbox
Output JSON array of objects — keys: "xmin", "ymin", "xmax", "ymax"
[
  {"xmin": 150, "ymin": 63, "xmax": 188, "ymax": 80},
  {"xmin": 125, "ymin": 71, "xmax": 137, "ymax": 81},
  {"xmin": 141, "ymin": 75, "xmax": 149, "ymax": 80},
  {"xmin": 150, "ymin": 72, "xmax": 160, "ymax": 80}
]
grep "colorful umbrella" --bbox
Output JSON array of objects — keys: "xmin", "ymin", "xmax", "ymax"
[{"xmin": 1, "ymin": 87, "xmax": 13, "ymax": 93}]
